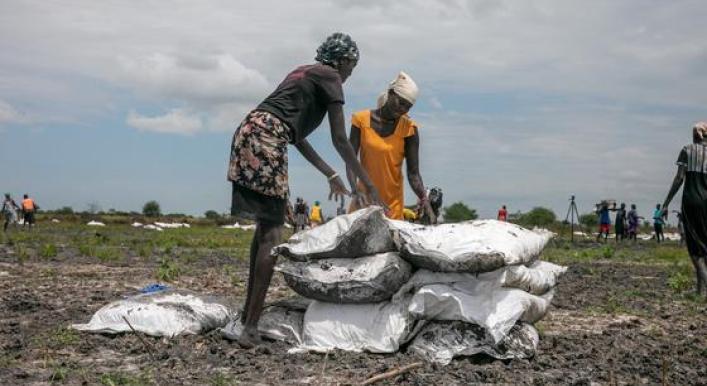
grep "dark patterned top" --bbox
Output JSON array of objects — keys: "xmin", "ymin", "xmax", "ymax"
[{"xmin": 257, "ymin": 63, "xmax": 344, "ymax": 144}]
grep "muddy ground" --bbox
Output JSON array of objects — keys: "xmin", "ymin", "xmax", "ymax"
[{"xmin": 1, "ymin": 225, "xmax": 706, "ymax": 385}]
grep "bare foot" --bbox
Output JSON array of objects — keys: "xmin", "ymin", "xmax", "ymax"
[{"xmin": 237, "ymin": 328, "xmax": 262, "ymax": 349}]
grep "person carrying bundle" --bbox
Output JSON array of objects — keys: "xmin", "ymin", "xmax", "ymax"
[{"xmin": 346, "ymin": 71, "xmax": 436, "ymax": 223}]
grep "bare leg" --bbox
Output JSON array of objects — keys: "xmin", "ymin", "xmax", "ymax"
[
  {"xmin": 240, "ymin": 233, "xmax": 259, "ymax": 324},
  {"xmin": 693, "ymin": 256, "xmax": 707, "ymax": 296},
  {"xmin": 238, "ymin": 222, "xmax": 282, "ymax": 348}
]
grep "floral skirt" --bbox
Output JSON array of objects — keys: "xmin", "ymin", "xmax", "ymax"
[{"xmin": 227, "ymin": 110, "xmax": 290, "ymax": 224}]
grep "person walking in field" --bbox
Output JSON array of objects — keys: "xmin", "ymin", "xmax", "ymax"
[
  {"xmin": 653, "ymin": 203, "xmax": 665, "ymax": 243},
  {"xmin": 497, "ymin": 205, "xmax": 508, "ymax": 222},
  {"xmin": 309, "ymin": 201, "xmax": 323, "ymax": 226},
  {"xmin": 346, "ymin": 71, "xmax": 436, "ymax": 224},
  {"xmin": 293, "ymin": 197, "xmax": 309, "ymax": 232},
  {"xmin": 661, "ymin": 121, "xmax": 707, "ymax": 296},
  {"xmin": 627, "ymin": 204, "xmax": 643, "ymax": 242},
  {"xmin": 21, "ymin": 194, "xmax": 38, "ymax": 230},
  {"xmin": 596, "ymin": 202, "xmax": 611, "ymax": 242},
  {"xmin": 227, "ymin": 33, "xmax": 382, "ymax": 347},
  {"xmin": 2, "ymin": 194, "xmax": 20, "ymax": 232},
  {"xmin": 614, "ymin": 202, "xmax": 628, "ymax": 242}
]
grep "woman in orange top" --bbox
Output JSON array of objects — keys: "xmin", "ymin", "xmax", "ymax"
[{"xmin": 346, "ymin": 72, "xmax": 435, "ymax": 222}]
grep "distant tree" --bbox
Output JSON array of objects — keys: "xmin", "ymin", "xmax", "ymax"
[
  {"xmin": 204, "ymin": 210, "xmax": 221, "ymax": 220},
  {"xmin": 142, "ymin": 200, "xmax": 161, "ymax": 217},
  {"xmin": 55, "ymin": 206, "xmax": 74, "ymax": 215},
  {"xmin": 519, "ymin": 207, "xmax": 556, "ymax": 227},
  {"xmin": 443, "ymin": 202, "xmax": 478, "ymax": 223},
  {"xmin": 579, "ymin": 213, "xmax": 598, "ymax": 228}
]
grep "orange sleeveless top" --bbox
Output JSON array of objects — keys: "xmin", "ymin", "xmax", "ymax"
[{"xmin": 352, "ymin": 110, "xmax": 417, "ymax": 219}]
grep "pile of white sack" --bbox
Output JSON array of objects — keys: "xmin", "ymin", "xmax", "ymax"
[{"xmin": 222, "ymin": 207, "xmax": 565, "ymax": 365}]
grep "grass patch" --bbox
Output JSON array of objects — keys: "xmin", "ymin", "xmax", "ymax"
[
  {"xmin": 210, "ymin": 372, "xmax": 237, "ymax": 386},
  {"xmin": 40, "ymin": 243, "xmax": 58, "ymax": 259},
  {"xmin": 99, "ymin": 371, "xmax": 152, "ymax": 386},
  {"xmin": 156, "ymin": 257, "xmax": 181, "ymax": 282},
  {"xmin": 95, "ymin": 246, "xmax": 122, "ymax": 262},
  {"xmin": 43, "ymin": 327, "xmax": 80, "ymax": 349}
]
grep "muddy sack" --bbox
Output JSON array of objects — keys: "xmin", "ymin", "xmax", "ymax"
[
  {"xmin": 222, "ymin": 306, "xmax": 305, "ymax": 345},
  {"xmin": 276, "ymin": 252, "xmax": 412, "ymax": 303},
  {"xmin": 293, "ymin": 296, "xmax": 422, "ymax": 354},
  {"xmin": 72, "ymin": 289, "xmax": 232, "ymax": 337},
  {"xmin": 274, "ymin": 207, "xmax": 395, "ymax": 261},
  {"xmin": 408, "ymin": 283, "xmax": 552, "ymax": 344},
  {"xmin": 409, "ymin": 321, "xmax": 539, "ymax": 365},
  {"xmin": 391, "ymin": 220, "xmax": 553, "ymax": 273}
]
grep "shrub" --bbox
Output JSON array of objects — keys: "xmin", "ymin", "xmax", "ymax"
[
  {"xmin": 443, "ymin": 202, "xmax": 478, "ymax": 223},
  {"xmin": 579, "ymin": 213, "xmax": 598, "ymax": 228},
  {"xmin": 142, "ymin": 201, "xmax": 161, "ymax": 217},
  {"xmin": 518, "ymin": 207, "xmax": 556, "ymax": 227}
]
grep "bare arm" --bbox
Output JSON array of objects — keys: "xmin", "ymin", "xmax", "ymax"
[
  {"xmin": 404, "ymin": 128, "xmax": 427, "ymax": 200},
  {"xmin": 662, "ymin": 165, "xmax": 686, "ymax": 210},
  {"xmin": 295, "ymin": 139, "xmax": 336, "ymax": 178},
  {"xmin": 346, "ymin": 125, "xmax": 361, "ymax": 192}
]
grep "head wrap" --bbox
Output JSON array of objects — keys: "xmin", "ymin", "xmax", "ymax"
[
  {"xmin": 315, "ymin": 32, "xmax": 359, "ymax": 67},
  {"xmin": 376, "ymin": 71, "xmax": 419, "ymax": 108},
  {"xmin": 693, "ymin": 121, "xmax": 707, "ymax": 143}
]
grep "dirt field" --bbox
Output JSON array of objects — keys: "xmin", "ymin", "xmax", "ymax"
[{"xmin": 1, "ymin": 223, "xmax": 706, "ymax": 385}]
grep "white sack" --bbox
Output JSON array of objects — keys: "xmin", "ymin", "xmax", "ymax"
[
  {"xmin": 391, "ymin": 220, "xmax": 553, "ymax": 272},
  {"xmin": 408, "ymin": 283, "xmax": 553, "ymax": 344},
  {"xmin": 295, "ymin": 296, "xmax": 420, "ymax": 353},
  {"xmin": 394, "ymin": 261, "xmax": 566, "ymax": 300},
  {"xmin": 72, "ymin": 290, "xmax": 232, "ymax": 337},
  {"xmin": 221, "ymin": 307, "xmax": 304, "ymax": 344},
  {"xmin": 409, "ymin": 321, "xmax": 539, "ymax": 365},
  {"xmin": 276, "ymin": 252, "xmax": 412, "ymax": 303},
  {"xmin": 131, "ymin": 222, "xmax": 143, "ymax": 228},
  {"xmin": 274, "ymin": 207, "xmax": 395, "ymax": 261},
  {"xmin": 87, "ymin": 221, "xmax": 106, "ymax": 227}
]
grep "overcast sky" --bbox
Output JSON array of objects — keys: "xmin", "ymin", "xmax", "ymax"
[{"xmin": 1, "ymin": 0, "xmax": 705, "ymax": 223}]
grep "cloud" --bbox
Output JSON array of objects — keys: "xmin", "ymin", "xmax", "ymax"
[
  {"xmin": 0, "ymin": 100, "xmax": 27, "ymax": 125},
  {"xmin": 126, "ymin": 109, "xmax": 203, "ymax": 135},
  {"xmin": 118, "ymin": 52, "xmax": 269, "ymax": 106}
]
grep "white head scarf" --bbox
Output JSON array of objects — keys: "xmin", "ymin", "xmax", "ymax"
[
  {"xmin": 693, "ymin": 121, "xmax": 707, "ymax": 143},
  {"xmin": 376, "ymin": 71, "xmax": 419, "ymax": 108}
]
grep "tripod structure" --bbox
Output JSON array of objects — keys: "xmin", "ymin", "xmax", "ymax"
[{"xmin": 564, "ymin": 195, "xmax": 581, "ymax": 242}]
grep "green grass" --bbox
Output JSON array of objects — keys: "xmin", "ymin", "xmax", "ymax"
[
  {"xmin": 99, "ymin": 371, "xmax": 153, "ymax": 386},
  {"xmin": 156, "ymin": 257, "xmax": 181, "ymax": 282},
  {"xmin": 40, "ymin": 243, "xmax": 58, "ymax": 259}
]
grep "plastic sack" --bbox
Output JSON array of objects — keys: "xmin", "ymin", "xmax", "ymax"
[
  {"xmin": 276, "ymin": 252, "xmax": 412, "ymax": 303},
  {"xmin": 274, "ymin": 207, "xmax": 395, "ymax": 261},
  {"xmin": 72, "ymin": 289, "xmax": 232, "ymax": 337},
  {"xmin": 294, "ymin": 296, "xmax": 421, "ymax": 353},
  {"xmin": 393, "ymin": 261, "xmax": 566, "ymax": 301},
  {"xmin": 391, "ymin": 220, "xmax": 552, "ymax": 273},
  {"xmin": 409, "ymin": 321, "xmax": 539, "ymax": 365},
  {"xmin": 222, "ymin": 307, "xmax": 305, "ymax": 344},
  {"xmin": 408, "ymin": 283, "xmax": 553, "ymax": 344}
]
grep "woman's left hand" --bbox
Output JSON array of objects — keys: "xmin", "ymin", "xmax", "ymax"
[
  {"xmin": 328, "ymin": 175, "xmax": 351, "ymax": 203},
  {"xmin": 420, "ymin": 198, "xmax": 436, "ymax": 225}
]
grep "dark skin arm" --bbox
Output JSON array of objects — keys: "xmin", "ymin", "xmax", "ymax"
[
  {"xmin": 662, "ymin": 165, "xmax": 686, "ymax": 214},
  {"xmin": 405, "ymin": 128, "xmax": 435, "ymax": 223},
  {"xmin": 295, "ymin": 103, "xmax": 382, "ymax": 205}
]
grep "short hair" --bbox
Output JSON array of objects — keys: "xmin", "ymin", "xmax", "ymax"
[{"xmin": 315, "ymin": 32, "xmax": 359, "ymax": 67}]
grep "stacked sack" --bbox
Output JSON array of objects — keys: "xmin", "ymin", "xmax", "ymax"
[{"xmin": 223, "ymin": 207, "xmax": 565, "ymax": 365}]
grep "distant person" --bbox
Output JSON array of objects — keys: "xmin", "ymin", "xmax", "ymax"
[
  {"xmin": 653, "ymin": 203, "xmax": 665, "ymax": 243},
  {"xmin": 497, "ymin": 205, "xmax": 508, "ymax": 222},
  {"xmin": 614, "ymin": 203, "xmax": 628, "ymax": 242},
  {"xmin": 293, "ymin": 197, "xmax": 309, "ymax": 232},
  {"xmin": 346, "ymin": 71, "xmax": 436, "ymax": 224},
  {"xmin": 226, "ymin": 33, "xmax": 382, "ymax": 348},
  {"xmin": 21, "ymin": 194, "xmax": 38, "ymax": 230},
  {"xmin": 627, "ymin": 204, "xmax": 643, "ymax": 242},
  {"xmin": 310, "ymin": 201, "xmax": 323, "ymax": 226},
  {"xmin": 661, "ymin": 121, "xmax": 707, "ymax": 295},
  {"xmin": 2, "ymin": 194, "xmax": 20, "ymax": 232},
  {"xmin": 596, "ymin": 202, "xmax": 611, "ymax": 242}
]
